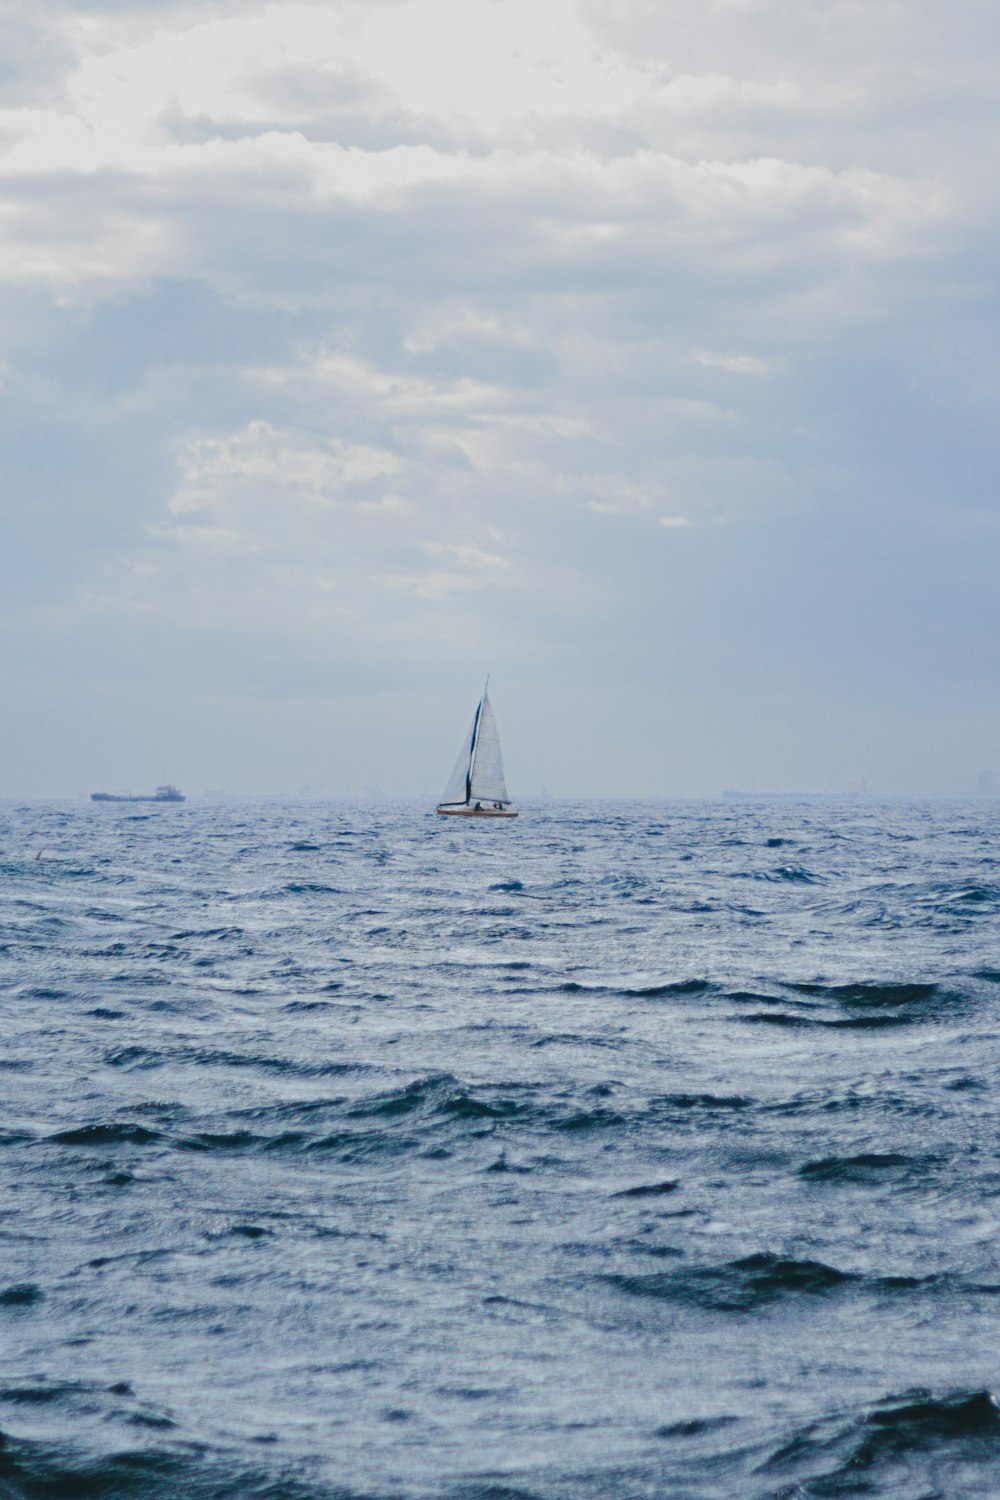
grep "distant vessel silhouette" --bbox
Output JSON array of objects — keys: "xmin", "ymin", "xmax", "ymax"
[
  {"xmin": 436, "ymin": 681, "xmax": 518, "ymax": 818},
  {"xmin": 91, "ymin": 785, "xmax": 185, "ymax": 803}
]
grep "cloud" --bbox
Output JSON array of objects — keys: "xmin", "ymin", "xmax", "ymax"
[
  {"xmin": 691, "ymin": 349, "xmax": 772, "ymax": 376},
  {"xmin": 1, "ymin": 0, "xmax": 997, "ymax": 794},
  {"xmin": 169, "ymin": 420, "xmax": 403, "ymax": 513},
  {"xmin": 0, "ymin": 0, "xmax": 953, "ymax": 303}
]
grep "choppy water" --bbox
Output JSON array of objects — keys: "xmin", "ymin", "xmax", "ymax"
[{"xmin": 2, "ymin": 798, "xmax": 1000, "ymax": 1499}]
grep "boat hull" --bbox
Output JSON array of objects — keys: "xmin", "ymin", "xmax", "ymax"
[
  {"xmin": 436, "ymin": 806, "xmax": 518, "ymax": 818},
  {"xmin": 91, "ymin": 793, "xmax": 185, "ymax": 803}
]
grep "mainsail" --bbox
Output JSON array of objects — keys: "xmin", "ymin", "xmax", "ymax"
[
  {"xmin": 468, "ymin": 694, "xmax": 509, "ymax": 804},
  {"xmin": 438, "ymin": 684, "xmax": 511, "ymax": 809}
]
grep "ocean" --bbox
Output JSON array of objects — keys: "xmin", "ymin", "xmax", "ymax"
[{"xmin": 2, "ymin": 798, "xmax": 1000, "ymax": 1499}]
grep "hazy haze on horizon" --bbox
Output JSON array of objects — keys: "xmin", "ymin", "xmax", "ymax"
[{"xmin": 2, "ymin": 0, "xmax": 998, "ymax": 799}]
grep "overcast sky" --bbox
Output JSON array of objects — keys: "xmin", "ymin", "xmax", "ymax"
[{"xmin": 2, "ymin": 0, "xmax": 998, "ymax": 798}]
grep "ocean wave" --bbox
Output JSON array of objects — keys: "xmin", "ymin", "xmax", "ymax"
[
  {"xmin": 282, "ymin": 881, "xmax": 344, "ymax": 895},
  {"xmin": 653, "ymin": 1093, "xmax": 751, "ymax": 1111},
  {"xmin": 728, "ymin": 864, "xmax": 823, "ymax": 885},
  {"xmin": 611, "ymin": 1180, "xmax": 679, "ymax": 1199},
  {"xmin": 31, "ymin": 1077, "xmax": 647, "ymax": 1165},
  {"xmin": 603, "ymin": 1254, "xmax": 963, "ymax": 1316},
  {"xmin": 736, "ymin": 976, "xmax": 970, "ymax": 1028},
  {"xmin": 789, "ymin": 979, "xmax": 942, "ymax": 1007},
  {"xmin": 798, "ymin": 1152, "xmax": 929, "ymax": 1183},
  {"xmin": 603, "ymin": 1253, "xmax": 856, "ymax": 1312},
  {"xmin": 0, "ymin": 1433, "xmax": 343, "ymax": 1500},
  {"xmin": 102, "ymin": 1045, "xmax": 367, "ymax": 1080},
  {"xmin": 740, "ymin": 1011, "xmax": 816, "ymax": 1028},
  {"xmin": 552, "ymin": 1107, "xmax": 626, "ymax": 1132},
  {"xmin": 175, "ymin": 1128, "xmax": 299, "ymax": 1153},
  {"xmin": 49, "ymin": 1123, "xmax": 163, "ymax": 1147},
  {"xmin": 556, "ymin": 978, "xmax": 714, "ymax": 998},
  {"xmin": 760, "ymin": 1388, "xmax": 1000, "ymax": 1496},
  {"xmin": 0, "ymin": 1283, "xmax": 43, "ymax": 1307},
  {"xmin": 347, "ymin": 1074, "xmax": 460, "ymax": 1118},
  {"xmin": 654, "ymin": 1414, "xmax": 740, "ymax": 1439}
]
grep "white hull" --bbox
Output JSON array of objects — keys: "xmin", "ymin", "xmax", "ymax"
[{"xmin": 436, "ymin": 805, "xmax": 518, "ymax": 818}]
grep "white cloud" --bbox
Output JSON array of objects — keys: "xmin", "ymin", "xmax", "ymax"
[
  {"xmin": 422, "ymin": 539, "xmax": 510, "ymax": 572},
  {"xmin": 169, "ymin": 421, "xmax": 403, "ymax": 513},
  {"xmin": 0, "ymin": 0, "xmax": 954, "ymax": 303},
  {"xmin": 655, "ymin": 72, "xmax": 800, "ymax": 113},
  {"xmin": 691, "ymin": 349, "xmax": 772, "ymax": 375},
  {"xmin": 403, "ymin": 304, "xmax": 534, "ymax": 353},
  {"xmin": 2, "ymin": 0, "xmax": 998, "ymax": 795}
]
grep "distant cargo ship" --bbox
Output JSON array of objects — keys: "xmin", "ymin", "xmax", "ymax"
[{"xmin": 91, "ymin": 785, "xmax": 185, "ymax": 803}]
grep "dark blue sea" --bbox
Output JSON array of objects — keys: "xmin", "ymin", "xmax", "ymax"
[{"xmin": 2, "ymin": 798, "xmax": 1000, "ymax": 1499}]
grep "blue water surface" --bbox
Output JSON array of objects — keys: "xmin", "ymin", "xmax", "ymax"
[{"xmin": 2, "ymin": 798, "xmax": 1000, "ymax": 1498}]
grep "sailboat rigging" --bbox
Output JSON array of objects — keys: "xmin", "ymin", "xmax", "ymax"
[{"xmin": 436, "ymin": 680, "xmax": 518, "ymax": 818}]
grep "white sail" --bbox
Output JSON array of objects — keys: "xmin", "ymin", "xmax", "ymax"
[{"xmin": 468, "ymin": 692, "xmax": 509, "ymax": 804}]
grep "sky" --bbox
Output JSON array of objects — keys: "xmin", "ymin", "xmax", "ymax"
[{"xmin": 2, "ymin": 0, "xmax": 998, "ymax": 799}]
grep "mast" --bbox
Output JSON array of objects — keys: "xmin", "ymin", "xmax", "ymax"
[{"xmin": 464, "ymin": 677, "xmax": 489, "ymax": 804}]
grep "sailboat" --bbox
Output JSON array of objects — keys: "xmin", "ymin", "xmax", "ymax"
[{"xmin": 436, "ymin": 680, "xmax": 518, "ymax": 817}]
